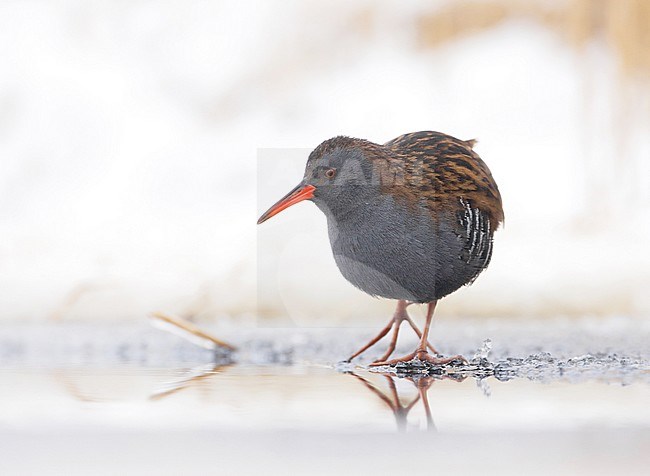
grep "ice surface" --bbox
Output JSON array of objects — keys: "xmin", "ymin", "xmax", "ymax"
[
  {"xmin": 473, "ymin": 339, "xmax": 493, "ymax": 360},
  {"xmin": 2, "ymin": 316, "xmax": 649, "ymax": 385},
  {"xmin": 493, "ymin": 352, "xmax": 648, "ymax": 385}
]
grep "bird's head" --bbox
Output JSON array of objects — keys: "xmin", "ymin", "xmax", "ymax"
[{"xmin": 257, "ymin": 136, "xmax": 385, "ymax": 224}]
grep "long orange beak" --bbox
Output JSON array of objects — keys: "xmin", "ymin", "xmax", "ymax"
[{"xmin": 257, "ymin": 184, "xmax": 316, "ymax": 224}]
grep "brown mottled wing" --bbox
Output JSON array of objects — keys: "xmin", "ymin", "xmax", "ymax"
[{"xmin": 384, "ymin": 131, "xmax": 504, "ymax": 232}]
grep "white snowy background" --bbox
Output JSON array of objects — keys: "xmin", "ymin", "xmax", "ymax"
[{"xmin": 1, "ymin": 0, "xmax": 649, "ymax": 324}]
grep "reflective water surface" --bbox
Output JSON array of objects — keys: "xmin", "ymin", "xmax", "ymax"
[{"xmin": 1, "ymin": 320, "xmax": 650, "ymax": 475}]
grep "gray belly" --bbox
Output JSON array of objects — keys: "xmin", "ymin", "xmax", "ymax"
[{"xmin": 326, "ymin": 200, "xmax": 485, "ymax": 302}]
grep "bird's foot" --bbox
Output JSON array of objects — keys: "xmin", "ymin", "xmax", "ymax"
[
  {"xmin": 369, "ymin": 349, "xmax": 467, "ymax": 368},
  {"xmin": 347, "ymin": 301, "xmax": 442, "ymax": 363}
]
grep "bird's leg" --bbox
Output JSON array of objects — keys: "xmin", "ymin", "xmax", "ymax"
[
  {"xmin": 403, "ymin": 314, "xmax": 440, "ymax": 355},
  {"xmin": 346, "ymin": 300, "xmax": 409, "ymax": 362},
  {"xmin": 372, "ymin": 325, "xmax": 401, "ymax": 363},
  {"xmin": 372, "ymin": 301, "xmax": 411, "ymax": 363},
  {"xmin": 347, "ymin": 300, "xmax": 443, "ymax": 362},
  {"xmin": 408, "ymin": 301, "xmax": 466, "ymax": 364},
  {"xmin": 345, "ymin": 317, "xmax": 394, "ymax": 362},
  {"xmin": 370, "ymin": 301, "xmax": 467, "ymax": 367}
]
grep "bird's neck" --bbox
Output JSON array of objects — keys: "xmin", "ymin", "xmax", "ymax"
[{"xmin": 315, "ymin": 191, "xmax": 385, "ymax": 226}]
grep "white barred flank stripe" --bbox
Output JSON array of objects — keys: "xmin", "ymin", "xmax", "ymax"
[{"xmin": 459, "ymin": 197, "xmax": 494, "ymax": 272}]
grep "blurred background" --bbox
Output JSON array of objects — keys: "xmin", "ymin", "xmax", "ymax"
[{"xmin": 1, "ymin": 0, "xmax": 649, "ymax": 325}]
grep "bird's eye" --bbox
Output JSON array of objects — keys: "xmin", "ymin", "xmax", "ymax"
[{"xmin": 325, "ymin": 168, "xmax": 336, "ymax": 179}]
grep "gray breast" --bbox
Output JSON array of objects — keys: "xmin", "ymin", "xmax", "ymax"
[{"xmin": 322, "ymin": 196, "xmax": 493, "ymax": 302}]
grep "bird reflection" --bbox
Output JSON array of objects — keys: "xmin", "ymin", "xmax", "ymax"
[{"xmin": 347, "ymin": 370, "xmax": 466, "ymax": 432}]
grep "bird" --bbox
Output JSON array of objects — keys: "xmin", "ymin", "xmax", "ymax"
[{"xmin": 257, "ymin": 131, "xmax": 503, "ymax": 366}]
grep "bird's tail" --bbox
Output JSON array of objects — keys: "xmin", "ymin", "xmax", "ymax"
[{"xmin": 464, "ymin": 138, "xmax": 478, "ymax": 149}]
